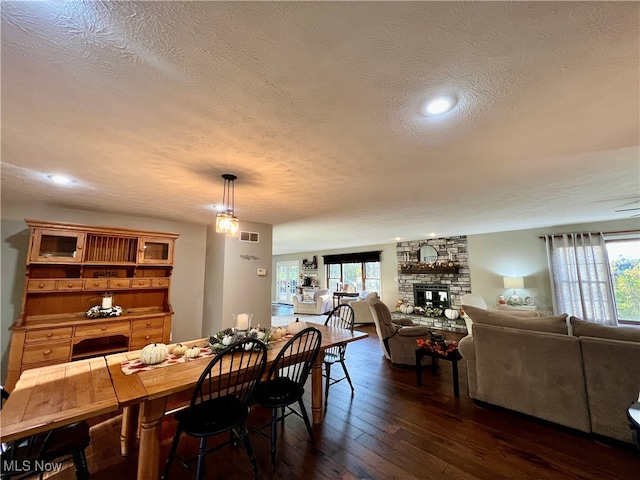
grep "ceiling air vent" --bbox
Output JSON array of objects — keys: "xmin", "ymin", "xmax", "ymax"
[{"xmin": 239, "ymin": 231, "xmax": 259, "ymax": 243}]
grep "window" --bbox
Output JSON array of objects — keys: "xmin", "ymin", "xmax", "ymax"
[
  {"xmin": 323, "ymin": 251, "xmax": 381, "ymax": 295},
  {"xmin": 545, "ymin": 232, "xmax": 640, "ymax": 325},
  {"xmin": 605, "ymin": 235, "xmax": 640, "ymax": 323}
]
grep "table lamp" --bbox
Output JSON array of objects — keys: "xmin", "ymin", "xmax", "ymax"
[{"xmin": 503, "ymin": 277, "xmax": 524, "ymax": 305}]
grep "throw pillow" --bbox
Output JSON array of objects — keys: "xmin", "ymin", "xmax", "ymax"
[
  {"xmin": 463, "ymin": 305, "xmax": 568, "ymax": 334},
  {"xmin": 302, "ymin": 293, "xmax": 314, "ymax": 302},
  {"xmin": 570, "ymin": 317, "xmax": 640, "ymax": 341}
]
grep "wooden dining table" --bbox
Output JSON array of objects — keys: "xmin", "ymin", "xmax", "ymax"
[
  {"xmin": 105, "ymin": 323, "xmax": 368, "ymax": 480},
  {"xmin": 0, "ymin": 357, "xmax": 119, "ymax": 443}
]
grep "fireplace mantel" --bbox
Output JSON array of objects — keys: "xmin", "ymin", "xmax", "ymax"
[{"xmin": 400, "ymin": 264, "xmax": 459, "ymax": 274}]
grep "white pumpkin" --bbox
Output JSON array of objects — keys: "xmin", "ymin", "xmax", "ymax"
[
  {"xmin": 172, "ymin": 343, "xmax": 188, "ymax": 356},
  {"xmin": 287, "ymin": 318, "xmax": 308, "ymax": 335},
  {"xmin": 400, "ymin": 304, "xmax": 408, "ymax": 314},
  {"xmin": 184, "ymin": 346, "xmax": 201, "ymax": 359},
  {"xmin": 444, "ymin": 308, "xmax": 460, "ymax": 320},
  {"xmin": 140, "ymin": 343, "xmax": 168, "ymax": 365},
  {"xmin": 406, "ymin": 305, "xmax": 414, "ymax": 314},
  {"xmin": 271, "ymin": 327, "xmax": 287, "ymax": 340},
  {"xmin": 222, "ymin": 335, "xmax": 234, "ymax": 346}
]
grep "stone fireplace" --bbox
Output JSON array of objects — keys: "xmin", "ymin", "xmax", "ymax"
[{"xmin": 396, "ymin": 236, "xmax": 470, "ymax": 332}]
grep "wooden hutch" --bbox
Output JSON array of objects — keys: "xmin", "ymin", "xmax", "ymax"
[{"xmin": 4, "ymin": 219, "xmax": 179, "ymax": 390}]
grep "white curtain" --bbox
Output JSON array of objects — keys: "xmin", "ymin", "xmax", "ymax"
[{"xmin": 544, "ymin": 233, "xmax": 618, "ymax": 325}]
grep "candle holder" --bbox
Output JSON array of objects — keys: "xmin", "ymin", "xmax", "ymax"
[{"xmin": 233, "ymin": 313, "xmax": 252, "ymax": 337}]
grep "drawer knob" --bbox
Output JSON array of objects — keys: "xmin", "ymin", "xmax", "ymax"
[
  {"xmin": 93, "ymin": 282, "xmax": 99, "ymax": 286},
  {"xmin": 101, "ymin": 326, "xmax": 107, "ymax": 331},
  {"xmin": 145, "ymin": 335, "xmax": 150, "ymax": 340},
  {"xmin": 67, "ymin": 283, "xmax": 73, "ymax": 288},
  {"xmin": 39, "ymin": 283, "xmax": 45, "ymax": 288},
  {"xmin": 47, "ymin": 333, "xmax": 53, "ymax": 338},
  {"xmin": 139, "ymin": 281, "xmax": 144, "ymax": 285},
  {"xmin": 43, "ymin": 349, "xmax": 51, "ymax": 355},
  {"xmin": 146, "ymin": 322, "xmax": 151, "ymax": 326}
]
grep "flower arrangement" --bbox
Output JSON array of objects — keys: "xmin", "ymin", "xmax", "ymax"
[
  {"xmin": 86, "ymin": 305, "xmax": 123, "ymax": 318},
  {"xmin": 209, "ymin": 325, "xmax": 274, "ymax": 352},
  {"xmin": 416, "ymin": 332, "xmax": 458, "ymax": 358}
]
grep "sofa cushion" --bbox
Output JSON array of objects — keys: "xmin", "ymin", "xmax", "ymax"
[
  {"xmin": 570, "ymin": 317, "xmax": 640, "ymax": 341},
  {"xmin": 463, "ymin": 305, "xmax": 568, "ymax": 335}
]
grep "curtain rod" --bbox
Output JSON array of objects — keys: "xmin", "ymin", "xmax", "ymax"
[{"xmin": 539, "ymin": 229, "xmax": 640, "ymax": 239}]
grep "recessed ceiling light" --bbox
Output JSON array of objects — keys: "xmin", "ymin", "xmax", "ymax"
[
  {"xmin": 422, "ymin": 95, "xmax": 457, "ymax": 116},
  {"xmin": 47, "ymin": 174, "xmax": 73, "ymax": 185}
]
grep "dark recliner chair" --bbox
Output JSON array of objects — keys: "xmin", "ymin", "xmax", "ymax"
[{"xmin": 369, "ymin": 299, "xmax": 432, "ymax": 366}]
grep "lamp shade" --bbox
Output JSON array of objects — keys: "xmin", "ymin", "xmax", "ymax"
[{"xmin": 503, "ymin": 277, "xmax": 524, "ymax": 289}]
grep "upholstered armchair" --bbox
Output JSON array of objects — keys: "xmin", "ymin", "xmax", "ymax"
[
  {"xmin": 293, "ymin": 288, "xmax": 331, "ymax": 315},
  {"xmin": 339, "ymin": 291, "xmax": 379, "ymax": 325},
  {"xmin": 369, "ymin": 299, "xmax": 432, "ymax": 366}
]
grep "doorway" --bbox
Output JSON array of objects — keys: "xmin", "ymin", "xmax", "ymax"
[{"xmin": 276, "ymin": 261, "xmax": 299, "ymax": 304}]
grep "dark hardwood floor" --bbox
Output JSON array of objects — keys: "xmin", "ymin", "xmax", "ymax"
[{"xmin": 49, "ymin": 325, "xmax": 639, "ymax": 479}]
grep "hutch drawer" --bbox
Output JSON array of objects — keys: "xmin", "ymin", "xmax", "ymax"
[
  {"xmin": 84, "ymin": 279, "xmax": 110, "ymax": 290},
  {"xmin": 151, "ymin": 278, "xmax": 170, "ymax": 287},
  {"xmin": 22, "ymin": 341, "xmax": 71, "ymax": 364},
  {"xmin": 57, "ymin": 280, "xmax": 84, "ymax": 291},
  {"xmin": 26, "ymin": 280, "xmax": 57, "ymax": 292},
  {"xmin": 132, "ymin": 279, "xmax": 152, "ymax": 288},
  {"xmin": 132, "ymin": 317, "xmax": 165, "ymax": 330},
  {"xmin": 75, "ymin": 320, "xmax": 131, "ymax": 338},
  {"xmin": 25, "ymin": 327, "xmax": 73, "ymax": 343},
  {"xmin": 130, "ymin": 328, "xmax": 165, "ymax": 348},
  {"xmin": 108, "ymin": 278, "xmax": 131, "ymax": 289}
]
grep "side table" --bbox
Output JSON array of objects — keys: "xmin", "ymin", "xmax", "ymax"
[
  {"xmin": 332, "ymin": 291, "xmax": 358, "ymax": 309},
  {"xmin": 415, "ymin": 348, "xmax": 462, "ymax": 398}
]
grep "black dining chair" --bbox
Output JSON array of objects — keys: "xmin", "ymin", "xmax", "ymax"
[
  {"xmin": 161, "ymin": 338, "xmax": 267, "ymax": 480},
  {"xmin": 323, "ymin": 303, "xmax": 355, "ymax": 409},
  {"xmin": 252, "ymin": 327, "xmax": 322, "ymax": 470},
  {"xmin": 0, "ymin": 386, "xmax": 92, "ymax": 480}
]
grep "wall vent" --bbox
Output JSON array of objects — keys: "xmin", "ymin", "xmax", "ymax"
[{"xmin": 239, "ymin": 231, "xmax": 259, "ymax": 243}]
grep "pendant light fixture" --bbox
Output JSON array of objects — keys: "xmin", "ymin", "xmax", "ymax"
[{"xmin": 215, "ymin": 174, "xmax": 240, "ymax": 237}]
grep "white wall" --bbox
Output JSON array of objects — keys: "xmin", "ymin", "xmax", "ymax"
[
  {"xmin": 467, "ymin": 218, "xmax": 639, "ymax": 311},
  {"xmin": 0, "ymin": 201, "xmax": 207, "ymax": 382},
  {"xmin": 203, "ymin": 220, "xmax": 273, "ymax": 334}
]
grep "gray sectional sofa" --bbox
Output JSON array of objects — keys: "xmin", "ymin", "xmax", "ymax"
[{"xmin": 458, "ymin": 305, "xmax": 640, "ymax": 444}]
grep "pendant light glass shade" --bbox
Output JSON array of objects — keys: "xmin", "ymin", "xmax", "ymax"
[{"xmin": 215, "ymin": 174, "xmax": 239, "ymax": 237}]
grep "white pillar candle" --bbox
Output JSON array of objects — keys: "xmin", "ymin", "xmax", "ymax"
[
  {"xmin": 236, "ymin": 313, "xmax": 249, "ymax": 331},
  {"xmin": 102, "ymin": 294, "xmax": 113, "ymax": 309}
]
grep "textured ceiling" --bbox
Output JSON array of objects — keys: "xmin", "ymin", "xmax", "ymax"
[{"xmin": 1, "ymin": 1, "xmax": 639, "ymax": 255}]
